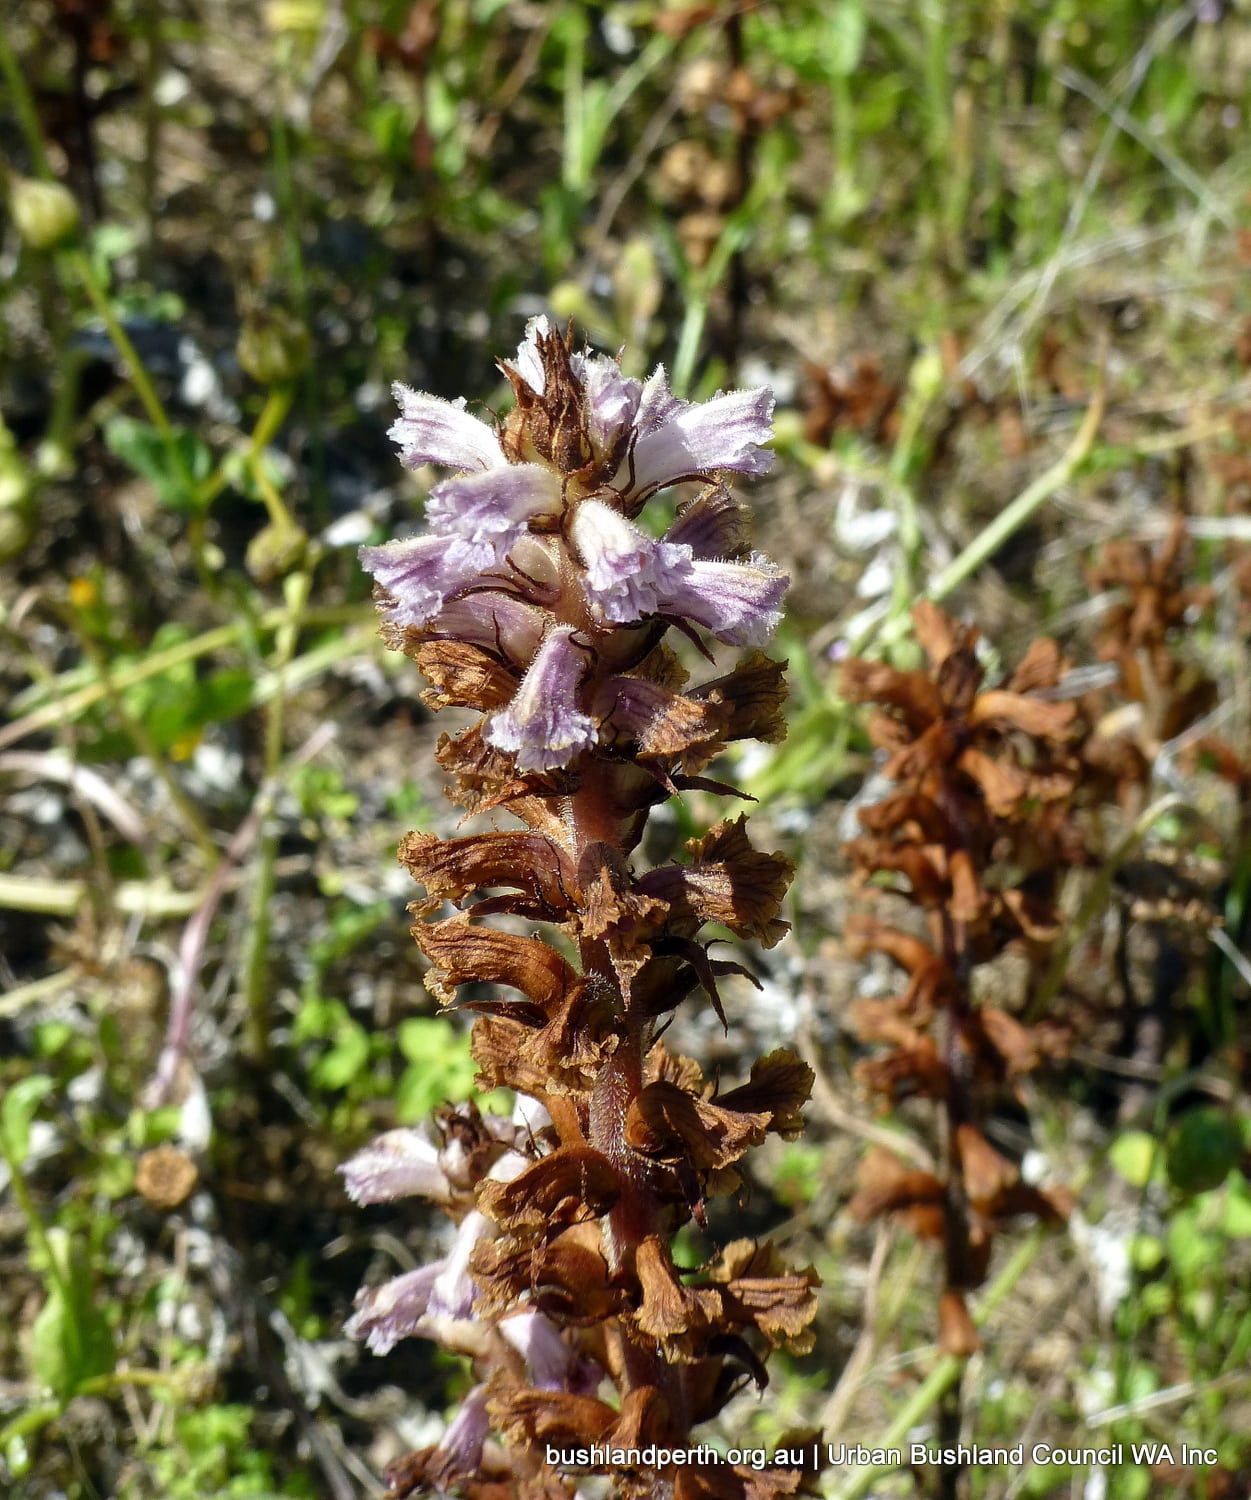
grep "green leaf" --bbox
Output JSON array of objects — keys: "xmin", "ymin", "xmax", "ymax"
[
  {"xmin": 1109, "ymin": 1130, "xmax": 1157, "ymax": 1189},
  {"xmin": 825, "ymin": 1, "xmax": 867, "ymax": 77},
  {"xmin": 1222, "ymin": 1176, "xmax": 1251, "ymax": 1238},
  {"xmin": 395, "ymin": 1018, "xmax": 476, "ymax": 1123},
  {"xmin": 1, "ymin": 1074, "xmax": 54, "ymax": 1164},
  {"xmin": 1129, "ymin": 1233, "xmax": 1165, "ymax": 1272},
  {"xmin": 27, "ymin": 1229, "xmax": 115, "ymax": 1400},
  {"xmin": 1166, "ymin": 1209, "xmax": 1221, "ymax": 1281},
  {"xmin": 1166, "ymin": 1107, "xmax": 1241, "ymax": 1195},
  {"xmin": 103, "ymin": 417, "xmax": 213, "ymax": 515},
  {"xmin": 310, "ymin": 1019, "xmax": 370, "ymax": 1090}
]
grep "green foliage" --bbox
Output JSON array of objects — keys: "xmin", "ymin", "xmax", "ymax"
[
  {"xmin": 395, "ymin": 1017, "xmax": 479, "ymax": 1123},
  {"xmin": 1, "ymin": 1074, "xmax": 54, "ymax": 1164},
  {"xmin": 27, "ymin": 1228, "xmax": 116, "ymax": 1402},
  {"xmin": 104, "ymin": 418, "xmax": 214, "ymax": 516},
  {"xmin": 137, "ymin": 1404, "xmax": 311, "ymax": 1499}
]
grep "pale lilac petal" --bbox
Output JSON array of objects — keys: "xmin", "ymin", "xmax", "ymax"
[
  {"xmin": 359, "ymin": 535, "xmax": 488, "ymax": 627},
  {"xmin": 629, "ymin": 386, "xmax": 775, "ymax": 494},
  {"xmin": 346, "ymin": 1263, "xmax": 442, "ymax": 1354},
  {"xmin": 656, "ymin": 554, "xmax": 788, "ymax": 646},
  {"xmin": 339, "ymin": 1128, "xmax": 449, "ymax": 1205},
  {"xmin": 432, "ymin": 594, "xmax": 548, "ymax": 662},
  {"xmin": 388, "ymin": 386, "xmax": 505, "ymax": 472},
  {"xmin": 571, "ymin": 351, "xmax": 642, "ymax": 456},
  {"xmin": 431, "ymin": 1209, "xmax": 491, "ymax": 1318},
  {"xmin": 571, "ymin": 499, "xmax": 693, "ymax": 624},
  {"xmin": 432, "ymin": 1386, "xmax": 491, "ymax": 1478},
  {"xmin": 499, "ymin": 1311, "xmax": 602, "ymax": 1395},
  {"xmin": 425, "ymin": 463, "xmax": 563, "ymax": 562},
  {"xmin": 632, "ymin": 365, "xmax": 685, "ymax": 439},
  {"xmin": 485, "ymin": 625, "xmax": 597, "ymax": 773}
]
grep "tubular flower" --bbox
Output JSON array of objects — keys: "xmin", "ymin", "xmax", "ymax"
[
  {"xmin": 347, "ymin": 323, "xmax": 819, "ymax": 1500},
  {"xmin": 360, "ymin": 316, "xmax": 784, "ymax": 772}
]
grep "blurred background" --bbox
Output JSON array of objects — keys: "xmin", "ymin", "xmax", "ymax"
[{"xmin": 2, "ymin": 1, "xmax": 1251, "ymax": 1496}]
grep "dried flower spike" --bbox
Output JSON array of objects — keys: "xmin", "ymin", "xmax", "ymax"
[
  {"xmin": 840, "ymin": 602, "xmax": 1077, "ymax": 1355},
  {"xmin": 346, "ymin": 319, "xmax": 818, "ymax": 1500}
]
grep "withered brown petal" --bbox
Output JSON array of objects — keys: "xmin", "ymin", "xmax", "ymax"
[
  {"xmin": 626, "ymin": 1079, "xmax": 771, "ymax": 1171},
  {"xmin": 478, "ymin": 1146, "xmax": 619, "ymax": 1229},
  {"xmin": 471, "ymin": 1015, "xmax": 550, "ymax": 1096},
  {"xmin": 714, "ymin": 1050, "xmax": 814, "ymax": 1139},
  {"xmin": 855, "ymin": 790, "xmax": 950, "ymax": 841},
  {"xmin": 841, "ymin": 659, "xmax": 943, "ymax": 728},
  {"xmin": 414, "ymin": 913, "xmax": 579, "ymax": 1009},
  {"xmin": 640, "ymin": 816, "xmax": 793, "ymax": 947},
  {"xmin": 956, "ymin": 1124, "xmax": 1017, "ymax": 1203},
  {"xmin": 413, "ymin": 639, "xmax": 517, "ymax": 710},
  {"xmin": 400, "ymin": 829, "xmax": 575, "ymax": 917},
  {"xmin": 1006, "ymin": 636, "xmax": 1065, "ymax": 694},
  {"xmin": 711, "ymin": 1240, "xmax": 820, "ymax": 1349},
  {"xmin": 436, "ymin": 723, "xmax": 536, "ymax": 815},
  {"xmin": 937, "ymin": 1289, "xmax": 981, "ymax": 1356},
  {"xmin": 519, "ymin": 980, "xmax": 620, "ymax": 1091},
  {"xmin": 577, "ymin": 843, "xmax": 668, "ymax": 957},
  {"xmin": 471, "ymin": 1235, "xmax": 621, "ymax": 1324},
  {"xmin": 998, "ymin": 886, "xmax": 1063, "ymax": 943},
  {"xmin": 848, "ymin": 1147, "xmax": 944, "ymax": 1221},
  {"xmin": 692, "ymin": 652, "xmax": 790, "ymax": 745},
  {"xmin": 633, "ymin": 1235, "xmax": 722, "ymax": 1344},
  {"xmin": 969, "ymin": 689, "xmax": 1075, "ymax": 738},
  {"xmin": 911, "ymin": 599, "xmax": 965, "ymax": 668},
  {"xmin": 856, "ymin": 1036, "xmax": 948, "ymax": 1100},
  {"xmin": 488, "ymin": 1387, "xmax": 616, "ymax": 1451},
  {"xmin": 596, "ymin": 676, "xmax": 732, "ymax": 764},
  {"xmin": 957, "ymin": 745, "xmax": 1029, "ymax": 818}
]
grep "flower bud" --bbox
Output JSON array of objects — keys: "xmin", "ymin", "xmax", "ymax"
[
  {"xmin": 237, "ymin": 309, "xmax": 311, "ymax": 386},
  {"xmin": 0, "ymin": 419, "xmax": 33, "ymax": 562},
  {"xmin": 9, "ymin": 176, "xmax": 80, "ymax": 252},
  {"xmin": 246, "ymin": 518, "xmax": 308, "ymax": 582}
]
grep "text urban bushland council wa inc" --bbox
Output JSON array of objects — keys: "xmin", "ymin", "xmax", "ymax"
[{"xmin": 545, "ymin": 1442, "xmax": 1221, "ymax": 1471}]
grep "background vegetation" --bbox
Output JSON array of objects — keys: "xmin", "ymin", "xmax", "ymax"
[{"xmin": 2, "ymin": 1, "xmax": 1250, "ymax": 1496}]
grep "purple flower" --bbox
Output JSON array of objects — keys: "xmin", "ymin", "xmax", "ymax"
[
  {"xmin": 626, "ymin": 379, "xmax": 775, "ymax": 497},
  {"xmin": 571, "ymin": 498, "xmax": 787, "ymax": 645},
  {"xmin": 425, "ymin": 1385, "xmax": 491, "ymax": 1488},
  {"xmin": 358, "ymin": 534, "xmax": 489, "ymax": 628},
  {"xmin": 368, "ymin": 322, "xmax": 778, "ymax": 644},
  {"xmin": 499, "ymin": 1310, "xmax": 603, "ymax": 1395},
  {"xmin": 346, "ymin": 1208, "xmax": 491, "ymax": 1354},
  {"xmin": 571, "ymin": 499, "xmax": 693, "ymax": 625},
  {"xmin": 572, "ymin": 349, "xmax": 643, "ymax": 459},
  {"xmin": 485, "ymin": 624, "xmax": 597, "ymax": 772},
  {"xmin": 657, "ymin": 554, "xmax": 788, "ymax": 647},
  {"xmin": 388, "ymin": 389, "xmax": 505, "ymax": 473},
  {"xmin": 431, "ymin": 593, "xmax": 548, "ymax": 663},
  {"xmin": 340, "ymin": 1127, "xmax": 450, "ymax": 1205},
  {"xmin": 425, "ymin": 463, "xmax": 562, "ymax": 567},
  {"xmin": 663, "ymin": 485, "xmax": 751, "ymax": 560}
]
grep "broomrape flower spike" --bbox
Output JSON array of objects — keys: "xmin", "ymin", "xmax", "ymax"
[{"xmin": 347, "ymin": 320, "xmax": 820, "ymax": 1500}]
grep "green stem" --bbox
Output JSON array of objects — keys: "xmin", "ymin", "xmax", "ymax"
[
  {"xmin": 3, "ymin": 604, "xmax": 370, "ymax": 747},
  {"xmin": 0, "ymin": 24, "xmax": 55, "ymax": 180},
  {"xmin": 921, "ymin": 375, "xmax": 1104, "ymax": 612},
  {"xmin": 241, "ymin": 568, "xmax": 312, "ymax": 1062},
  {"xmin": 831, "ymin": 1227, "xmax": 1048, "ymax": 1500},
  {"xmin": 67, "ymin": 249, "xmax": 175, "ymax": 437}
]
